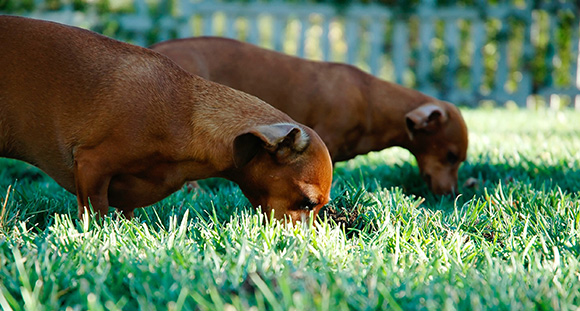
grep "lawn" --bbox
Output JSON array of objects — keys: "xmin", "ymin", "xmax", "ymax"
[{"xmin": 1, "ymin": 108, "xmax": 579, "ymax": 310}]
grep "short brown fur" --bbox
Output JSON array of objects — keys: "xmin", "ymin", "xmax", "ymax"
[
  {"xmin": 0, "ymin": 16, "xmax": 332, "ymax": 222},
  {"xmin": 151, "ymin": 37, "xmax": 469, "ymax": 194}
]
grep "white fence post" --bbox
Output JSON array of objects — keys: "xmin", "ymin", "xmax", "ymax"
[
  {"xmin": 417, "ymin": 0, "xmax": 437, "ymax": 97},
  {"xmin": 392, "ymin": 19, "xmax": 409, "ymax": 86},
  {"xmin": 18, "ymin": 0, "xmax": 580, "ymax": 109}
]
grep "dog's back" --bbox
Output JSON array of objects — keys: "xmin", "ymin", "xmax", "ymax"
[
  {"xmin": 151, "ymin": 36, "xmax": 370, "ymax": 148},
  {"xmin": 1, "ymin": 16, "xmax": 111, "ymax": 182},
  {"xmin": 0, "ymin": 16, "xmax": 185, "ymax": 186}
]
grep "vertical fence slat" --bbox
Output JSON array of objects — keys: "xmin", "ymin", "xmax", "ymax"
[
  {"xmin": 247, "ymin": 14, "xmax": 260, "ymax": 45},
  {"xmin": 117, "ymin": 0, "xmax": 151, "ymax": 46},
  {"xmin": 517, "ymin": 7, "xmax": 533, "ymax": 107},
  {"xmin": 416, "ymin": 0, "xmax": 436, "ymax": 94},
  {"xmin": 225, "ymin": 13, "xmax": 236, "ymax": 38},
  {"xmin": 392, "ymin": 19, "xmax": 409, "ymax": 85},
  {"xmin": 345, "ymin": 17, "xmax": 359, "ymax": 65},
  {"xmin": 177, "ymin": 15, "xmax": 192, "ymax": 39},
  {"xmin": 202, "ymin": 13, "xmax": 214, "ymax": 36},
  {"xmin": 177, "ymin": 0, "xmax": 189, "ymax": 36},
  {"xmin": 273, "ymin": 14, "xmax": 285, "ymax": 52},
  {"xmin": 157, "ymin": 1, "xmax": 174, "ymax": 42},
  {"xmin": 368, "ymin": 18, "xmax": 384, "ymax": 76},
  {"xmin": 297, "ymin": 14, "xmax": 309, "ymax": 58},
  {"xmin": 418, "ymin": 15, "xmax": 435, "ymax": 96},
  {"xmin": 177, "ymin": 0, "xmax": 194, "ymax": 38},
  {"xmin": 470, "ymin": 19, "xmax": 485, "ymax": 105},
  {"xmin": 443, "ymin": 18, "xmax": 459, "ymax": 101},
  {"xmin": 134, "ymin": 0, "xmax": 149, "ymax": 46},
  {"xmin": 549, "ymin": 13, "xmax": 558, "ymax": 87},
  {"xmin": 494, "ymin": 21, "xmax": 509, "ymax": 103},
  {"xmin": 573, "ymin": 18, "xmax": 580, "ymax": 109},
  {"xmin": 321, "ymin": 17, "xmax": 331, "ymax": 61},
  {"xmin": 571, "ymin": 18, "xmax": 579, "ymax": 89},
  {"xmin": 547, "ymin": 13, "xmax": 558, "ymax": 108}
]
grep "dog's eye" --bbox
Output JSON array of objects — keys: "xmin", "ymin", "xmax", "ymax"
[
  {"xmin": 447, "ymin": 151, "xmax": 459, "ymax": 164},
  {"xmin": 298, "ymin": 197, "xmax": 318, "ymax": 210}
]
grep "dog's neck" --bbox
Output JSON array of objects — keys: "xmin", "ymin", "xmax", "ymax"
[
  {"xmin": 356, "ymin": 77, "xmax": 433, "ymax": 155},
  {"xmin": 181, "ymin": 76, "xmax": 293, "ymax": 177}
]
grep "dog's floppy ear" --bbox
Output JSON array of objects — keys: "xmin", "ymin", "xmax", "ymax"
[
  {"xmin": 405, "ymin": 103, "xmax": 448, "ymax": 140},
  {"xmin": 233, "ymin": 123, "xmax": 310, "ymax": 167}
]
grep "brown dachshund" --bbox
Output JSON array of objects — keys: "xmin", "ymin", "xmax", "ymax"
[
  {"xmin": 151, "ymin": 37, "xmax": 469, "ymax": 195},
  {"xmin": 0, "ymin": 16, "xmax": 332, "ymax": 222}
]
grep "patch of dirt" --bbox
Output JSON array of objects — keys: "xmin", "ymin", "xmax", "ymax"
[{"xmin": 323, "ymin": 205, "xmax": 362, "ymax": 237}]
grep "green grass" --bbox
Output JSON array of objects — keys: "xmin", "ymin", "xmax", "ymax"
[{"xmin": 1, "ymin": 108, "xmax": 580, "ymax": 310}]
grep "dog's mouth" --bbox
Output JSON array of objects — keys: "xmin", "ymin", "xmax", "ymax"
[{"xmin": 422, "ymin": 173, "xmax": 458, "ymax": 196}]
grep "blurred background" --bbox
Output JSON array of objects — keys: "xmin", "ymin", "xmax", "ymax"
[{"xmin": 1, "ymin": 0, "xmax": 578, "ymax": 109}]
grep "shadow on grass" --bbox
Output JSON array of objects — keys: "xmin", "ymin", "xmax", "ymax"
[
  {"xmin": 322, "ymin": 156, "xmax": 580, "ymax": 237},
  {"xmin": 1, "ymin": 155, "xmax": 579, "ymax": 234},
  {"xmin": 0, "ymin": 159, "xmax": 254, "ymax": 232},
  {"xmin": 334, "ymin": 156, "xmax": 580, "ymax": 204}
]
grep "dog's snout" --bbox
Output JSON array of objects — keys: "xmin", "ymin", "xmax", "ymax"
[
  {"xmin": 432, "ymin": 180, "xmax": 458, "ymax": 196},
  {"xmin": 440, "ymin": 185, "xmax": 457, "ymax": 196},
  {"xmin": 422, "ymin": 171, "xmax": 459, "ymax": 196}
]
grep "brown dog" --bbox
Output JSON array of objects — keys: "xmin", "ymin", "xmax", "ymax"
[
  {"xmin": 0, "ymin": 16, "xmax": 332, "ymax": 222},
  {"xmin": 151, "ymin": 37, "xmax": 469, "ymax": 195}
]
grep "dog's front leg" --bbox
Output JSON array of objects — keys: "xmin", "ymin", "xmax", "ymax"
[{"xmin": 73, "ymin": 157, "xmax": 112, "ymax": 220}]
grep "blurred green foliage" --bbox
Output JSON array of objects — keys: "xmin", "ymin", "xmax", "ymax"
[{"xmin": 1, "ymin": 0, "xmax": 577, "ymax": 106}]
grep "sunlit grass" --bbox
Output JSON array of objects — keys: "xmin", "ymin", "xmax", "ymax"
[{"xmin": 1, "ymin": 108, "xmax": 580, "ymax": 310}]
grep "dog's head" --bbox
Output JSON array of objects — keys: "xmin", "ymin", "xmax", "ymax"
[
  {"xmin": 231, "ymin": 123, "xmax": 333, "ymax": 223},
  {"xmin": 405, "ymin": 102, "xmax": 468, "ymax": 195}
]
